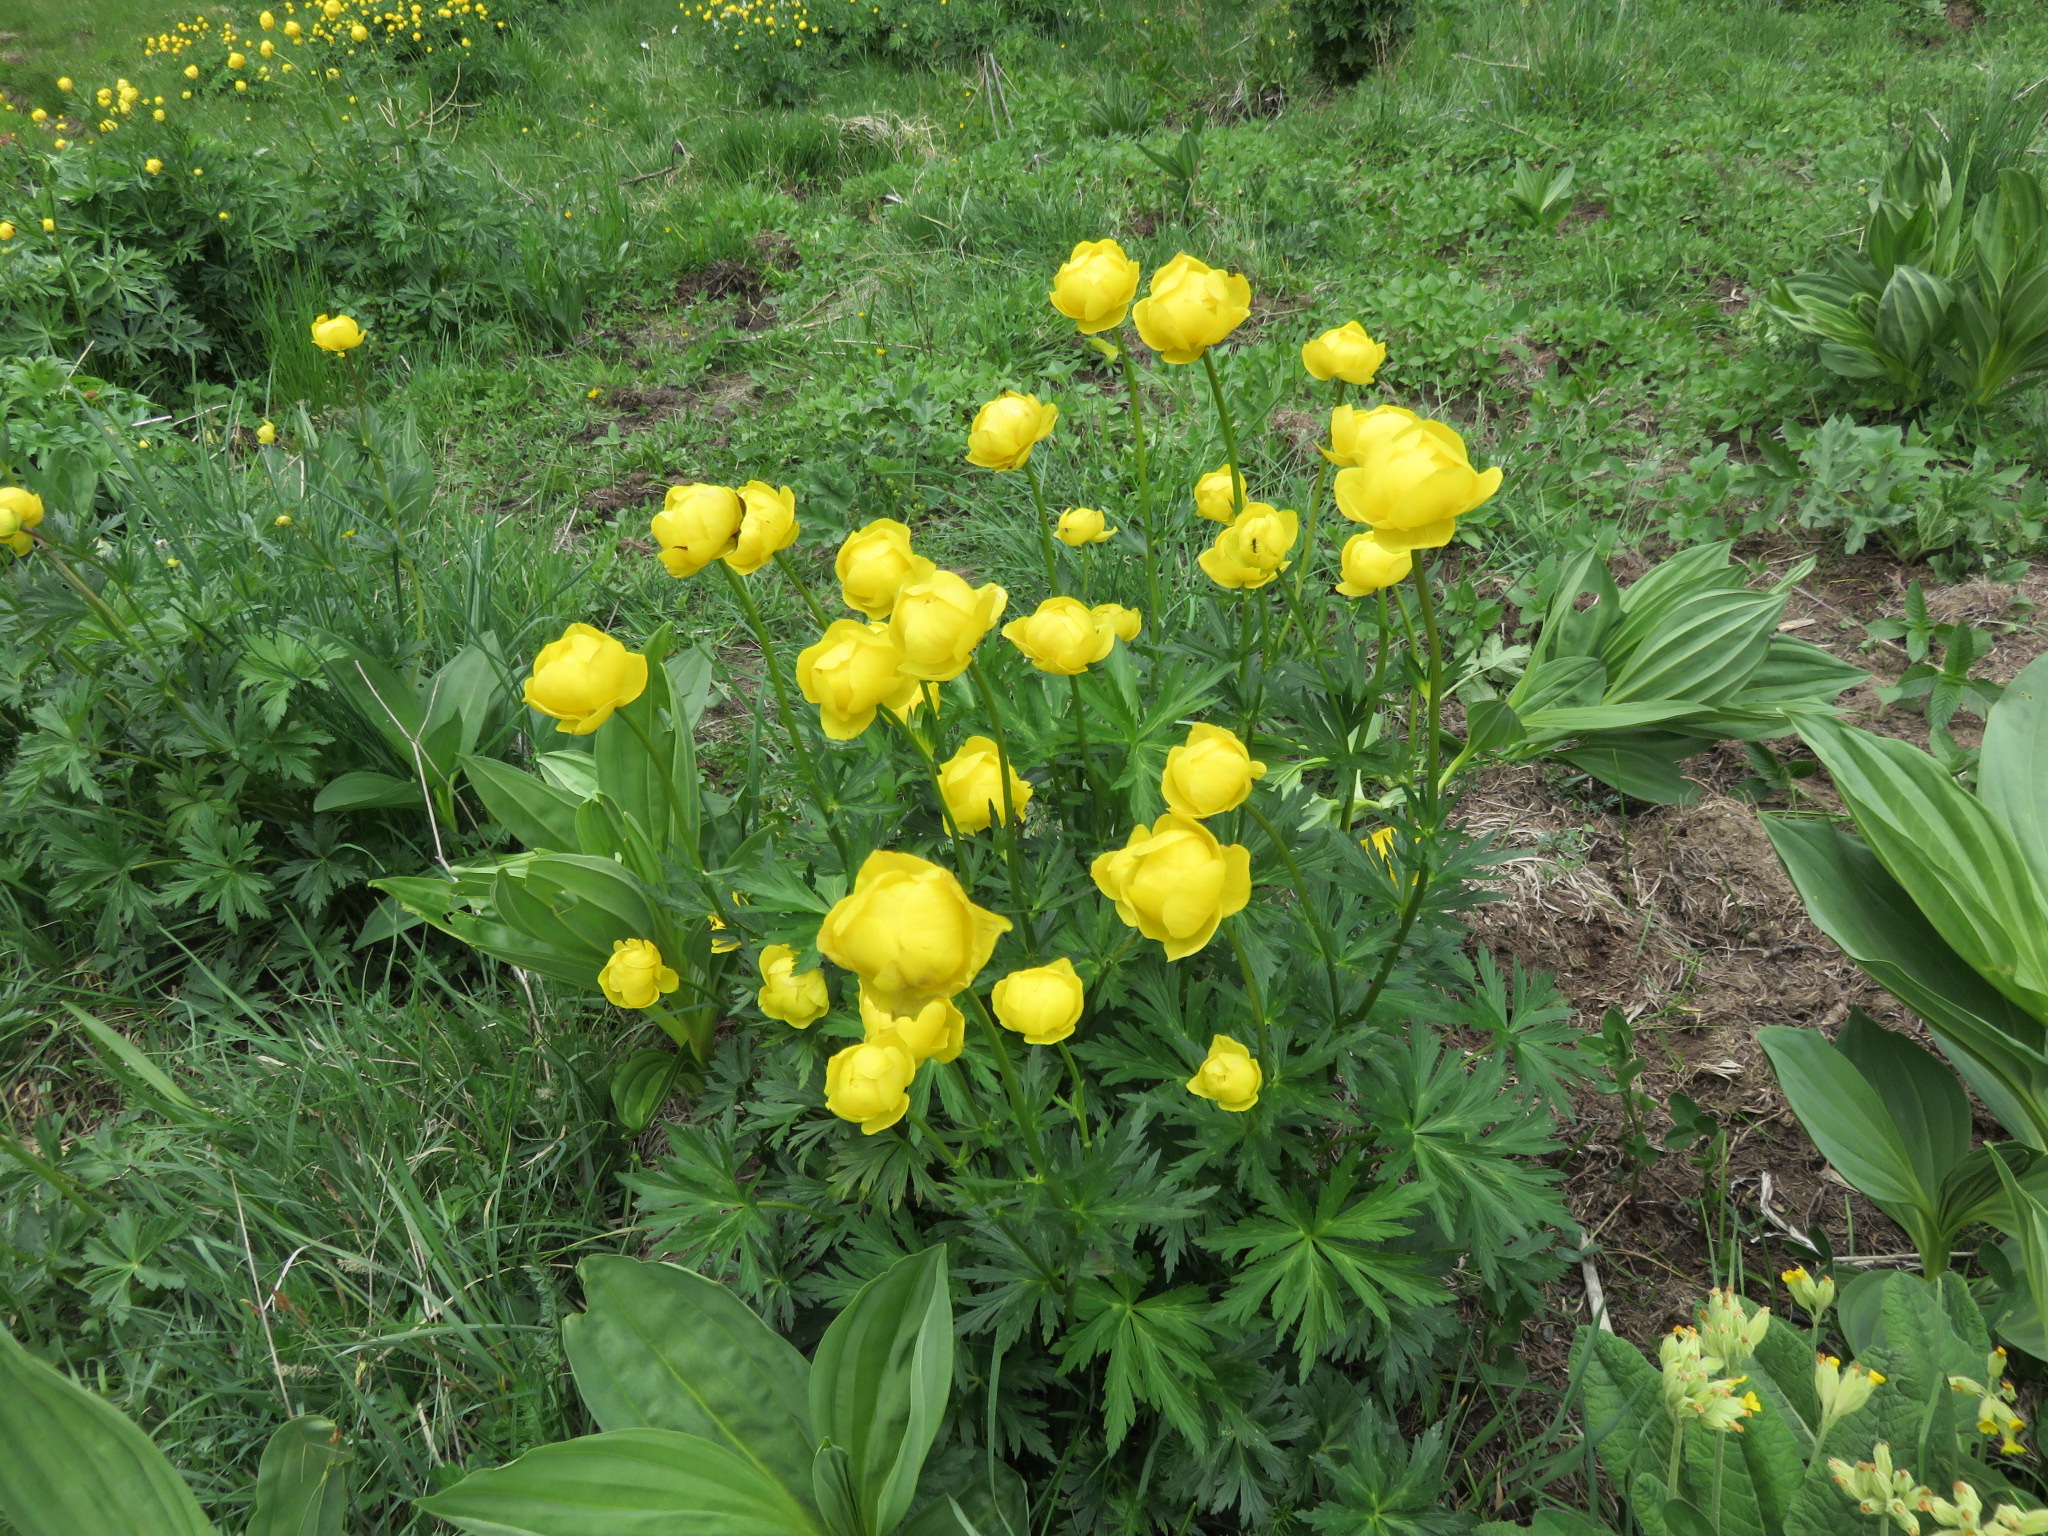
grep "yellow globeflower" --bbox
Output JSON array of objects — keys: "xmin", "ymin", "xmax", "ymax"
[
  {"xmin": 260, "ymin": 10, "xmax": 276, "ymax": 26},
  {"xmin": 757, "ymin": 943, "xmax": 829, "ymax": 1028},
  {"xmin": 41, "ymin": 217, "xmax": 56, "ymax": 232},
  {"xmin": 1186, "ymin": 1035, "xmax": 1261, "ymax": 1112},
  {"xmin": 255, "ymin": 418, "xmax": 277, "ymax": 444},
  {"xmin": 0, "ymin": 223, "xmax": 13, "ymax": 241},
  {"xmin": 324, "ymin": 0, "xmax": 345, "ymax": 15},
  {"xmin": 1197, "ymin": 502, "xmax": 1297, "ymax": 590},
  {"xmin": 145, "ymin": 157, "xmax": 164, "ymax": 173},
  {"xmin": 725, "ymin": 479, "xmax": 798, "ymax": 575},
  {"xmin": 30, "ymin": 108, "xmax": 47, "ymax": 123},
  {"xmin": 1334, "ymin": 532, "xmax": 1412, "ymax": 596},
  {"xmin": 1091, "ymin": 813, "xmax": 1251, "ymax": 961},
  {"xmin": 835, "ymin": 518, "xmax": 933, "ymax": 619},
  {"xmin": 351, "ymin": 22, "xmax": 369, "ymax": 38},
  {"xmin": 260, "ymin": 39, "xmax": 276, "ymax": 57},
  {"xmin": 1048, "ymin": 237, "xmax": 1141, "ymax": 334},
  {"xmin": 1092, "ymin": 602, "xmax": 1142, "ymax": 642},
  {"xmin": 1301, "ymin": 320, "xmax": 1387, "ymax": 385},
  {"xmin": 795, "ymin": 619, "xmax": 919, "ymax": 741},
  {"xmin": 816, "ymin": 850, "xmax": 1012, "ymax": 1017},
  {"xmin": 649, "ymin": 482, "xmax": 743, "ymax": 577},
  {"xmin": 859, "ymin": 988, "xmax": 965, "ymax": 1065},
  {"xmin": 185, "ymin": 63, "xmax": 201, "ymax": 77},
  {"xmin": 309, "ymin": 312, "xmax": 365, "ymax": 351},
  {"xmin": 1332, "ymin": 417, "xmax": 1501, "ymax": 552},
  {"xmin": 1131, "ymin": 252, "xmax": 1250, "ymax": 364},
  {"xmin": 937, "ymin": 735, "xmax": 1031, "ymax": 835},
  {"xmin": 1001, "ymin": 595, "xmax": 1119, "ymax": 676},
  {"xmin": 284, "ymin": 19, "xmax": 302, "ymax": 35},
  {"xmin": 522, "ymin": 622, "xmax": 649, "ymax": 734},
  {"xmin": 57, "ymin": 77, "xmax": 74, "ymax": 91},
  {"xmin": 1161, "ymin": 723, "xmax": 1265, "ymax": 819},
  {"xmin": 0, "ymin": 485, "xmax": 47, "ymax": 551},
  {"xmin": 991, "ymin": 957, "xmax": 1084, "ymax": 1046},
  {"xmin": 1323, "ymin": 403, "xmax": 1421, "ymax": 467},
  {"xmin": 1192, "ymin": 463, "xmax": 1245, "ymax": 523},
  {"xmin": 823, "ymin": 1038, "xmax": 916, "ymax": 1133},
  {"xmin": 1054, "ymin": 506, "xmax": 1116, "ymax": 545},
  {"xmin": 965, "ymin": 391, "xmax": 1058, "ymax": 471},
  {"xmin": 890, "ymin": 569, "xmax": 1007, "ymax": 682},
  {"xmin": 228, "ymin": 50, "xmax": 247, "ymax": 67},
  {"xmin": 597, "ymin": 938, "xmax": 679, "ymax": 1009}
]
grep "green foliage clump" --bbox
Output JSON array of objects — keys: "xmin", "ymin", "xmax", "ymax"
[{"xmin": 1289, "ymin": 0, "xmax": 1412, "ymax": 85}]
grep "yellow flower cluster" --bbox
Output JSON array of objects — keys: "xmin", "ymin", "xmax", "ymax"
[{"xmin": 680, "ymin": 0, "xmax": 816, "ymax": 56}]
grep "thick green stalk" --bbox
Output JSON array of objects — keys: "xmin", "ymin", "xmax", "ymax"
[
  {"xmin": 966, "ymin": 654, "xmax": 1034, "ymax": 945},
  {"xmin": 1225, "ymin": 921, "xmax": 1272, "ymax": 1070},
  {"xmin": 1115, "ymin": 335, "xmax": 1162, "ymax": 629},
  {"xmin": 1199, "ymin": 350, "xmax": 1247, "ymax": 520},
  {"xmin": 965, "ymin": 990, "xmax": 1049, "ymax": 1179},
  {"xmin": 1291, "ymin": 378, "xmax": 1346, "ymax": 620},
  {"xmin": 772, "ymin": 548, "xmax": 831, "ymax": 627},
  {"xmin": 1242, "ymin": 800, "xmax": 1342, "ymax": 1024},
  {"xmin": 1022, "ymin": 458, "xmax": 1063, "ymax": 598}
]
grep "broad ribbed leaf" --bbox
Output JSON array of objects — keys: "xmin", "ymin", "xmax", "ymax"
[
  {"xmin": 1837, "ymin": 1011, "xmax": 1971, "ymax": 1196},
  {"xmin": 1982, "ymin": 654, "xmax": 2048, "ymax": 900},
  {"xmin": 0, "ymin": 1327, "xmax": 218, "ymax": 1536},
  {"xmin": 1726, "ymin": 635, "xmax": 1865, "ymax": 709},
  {"xmin": 1613, "ymin": 540, "xmax": 1744, "ymax": 617},
  {"xmin": 417, "ymin": 1429, "xmax": 824, "ymax": 1536},
  {"xmin": 1558, "ymin": 743, "xmax": 1698, "ymax": 805},
  {"xmin": 1756, "ymin": 1027, "xmax": 1925, "ymax": 1209},
  {"xmin": 564, "ymin": 1257, "xmax": 814, "ymax": 1507},
  {"xmin": 1576, "ymin": 1327, "xmax": 1667, "ymax": 1493},
  {"xmin": 1518, "ymin": 700, "xmax": 1707, "ymax": 737},
  {"xmin": 1606, "ymin": 589, "xmax": 1782, "ymax": 705},
  {"xmin": 248, "ymin": 1417, "xmax": 350, "ymax": 1536},
  {"xmin": 313, "ymin": 770, "xmax": 422, "ymax": 813},
  {"xmin": 464, "ymin": 756, "xmax": 584, "ymax": 851},
  {"xmin": 1875, "ymin": 264, "xmax": 1954, "ymax": 361}
]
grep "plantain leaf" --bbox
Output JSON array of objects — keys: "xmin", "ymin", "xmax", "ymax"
[{"xmin": 247, "ymin": 1416, "xmax": 350, "ymax": 1536}]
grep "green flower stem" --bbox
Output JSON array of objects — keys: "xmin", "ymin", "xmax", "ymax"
[
  {"xmin": 1056, "ymin": 1039, "xmax": 1091, "ymax": 1147},
  {"xmin": 344, "ymin": 351, "xmax": 423, "ymax": 643},
  {"xmin": 883, "ymin": 704, "xmax": 967, "ymax": 848},
  {"xmin": 1022, "ymin": 458, "xmax": 1063, "ymax": 598},
  {"xmin": 1412, "ymin": 552, "xmax": 1447, "ymax": 819},
  {"xmin": 1225, "ymin": 920, "xmax": 1272, "ymax": 1071},
  {"xmin": 1199, "ymin": 350, "xmax": 1247, "ymax": 521},
  {"xmin": 772, "ymin": 548, "xmax": 831, "ymax": 628},
  {"xmin": 908, "ymin": 1104, "xmax": 967, "ymax": 1170},
  {"xmin": 645, "ymin": 1001, "xmax": 712, "ymax": 1064},
  {"xmin": 1115, "ymin": 334, "xmax": 1162, "ymax": 631},
  {"xmin": 1272, "ymin": 564, "xmax": 1343, "ymax": 704},
  {"xmin": 1066, "ymin": 673, "xmax": 1107, "ymax": 828},
  {"xmin": 716, "ymin": 560, "xmax": 854, "ymax": 871},
  {"xmin": 1667, "ymin": 1421, "xmax": 1686, "ymax": 1501},
  {"xmin": 965, "ymin": 989, "xmax": 1049, "ymax": 1179},
  {"xmin": 615, "ymin": 708, "xmax": 705, "ymax": 870},
  {"xmin": 965, "ymin": 654, "xmax": 1035, "ymax": 947},
  {"xmin": 1241, "ymin": 800, "xmax": 1341, "ymax": 1024},
  {"xmin": 1292, "ymin": 379, "xmax": 1346, "ymax": 618}
]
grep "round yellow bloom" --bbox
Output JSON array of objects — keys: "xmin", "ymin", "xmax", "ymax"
[
  {"xmin": 1197, "ymin": 502, "xmax": 1297, "ymax": 590},
  {"xmin": 145, "ymin": 157, "xmax": 163, "ymax": 173},
  {"xmin": 260, "ymin": 39, "xmax": 276, "ymax": 57},
  {"xmin": 324, "ymin": 0, "xmax": 345, "ymax": 15},
  {"xmin": 991, "ymin": 957, "xmax": 1084, "ymax": 1045},
  {"xmin": 824, "ymin": 1038, "xmax": 916, "ymax": 1134},
  {"xmin": 309, "ymin": 312, "xmax": 365, "ymax": 352},
  {"xmin": 260, "ymin": 10, "xmax": 276, "ymax": 27},
  {"xmin": 351, "ymin": 21, "xmax": 369, "ymax": 38},
  {"xmin": 185, "ymin": 64, "xmax": 201, "ymax": 77},
  {"xmin": 1324, "ymin": 403, "xmax": 1421, "ymax": 467},
  {"xmin": 965, "ymin": 392, "xmax": 1058, "ymax": 471},
  {"xmin": 1132, "ymin": 253, "xmax": 1251, "ymax": 365},
  {"xmin": 30, "ymin": 108, "xmax": 46, "ymax": 123},
  {"xmin": 1048, "ymin": 238, "xmax": 1141, "ymax": 334},
  {"xmin": 228, "ymin": 50, "xmax": 247, "ymax": 67},
  {"xmin": 649, "ymin": 482, "xmax": 743, "ymax": 577},
  {"xmin": 1091, "ymin": 813, "xmax": 1252, "ymax": 961},
  {"xmin": 1001, "ymin": 595, "xmax": 1119, "ymax": 675},
  {"xmin": 1302, "ymin": 321, "xmax": 1387, "ymax": 385},
  {"xmin": 1192, "ymin": 463, "xmax": 1246, "ymax": 524},
  {"xmin": 1334, "ymin": 532, "xmax": 1412, "ymax": 596},
  {"xmin": 835, "ymin": 518, "xmax": 934, "ymax": 620},
  {"xmin": 726, "ymin": 480, "xmax": 799, "ymax": 575},
  {"xmin": 757, "ymin": 943, "xmax": 829, "ymax": 1028},
  {"xmin": 41, "ymin": 218, "xmax": 55, "ymax": 232},
  {"xmin": 1161, "ymin": 723, "xmax": 1265, "ymax": 819},
  {"xmin": 1332, "ymin": 417, "xmax": 1501, "ymax": 552},
  {"xmin": 57, "ymin": 78, "xmax": 73, "ymax": 91},
  {"xmin": 0, "ymin": 488, "xmax": 47, "ymax": 548},
  {"xmin": 0, "ymin": 224, "xmax": 12, "ymax": 241},
  {"xmin": 796, "ymin": 619, "xmax": 919, "ymax": 741},
  {"xmin": 597, "ymin": 937, "xmax": 679, "ymax": 1009},
  {"xmin": 284, "ymin": 19, "xmax": 302, "ymax": 35},
  {"xmin": 890, "ymin": 570, "xmax": 1007, "ymax": 682},
  {"xmin": 1054, "ymin": 506, "xmax": 1116, "ymax": 545},
  {"xmin": 1186, "ymin": 1034, "xmax": 1261, "ymax": 1112},
  {"xmin": 522, "ymin": 621, "xmax": 649, "ymax": 735},
  {"xmin": 859, "ymin": 988, "xmax": 965, "ymax": 1064},
  {"xmin": 153, "ymin": 108, "xmax": 165, "ymax": 120},
  {"xmin": 1093, "ymin": 603, "xmax": 1142, "ymax": 642},
  {"xmin": 816, "ymin": 850, "xmax": 1012, "ymax": 1016},
  {"xmin": 937, "ymin": 735, "xmax": 1031, "ymax": 834},
  {"xmin": 255, "ymin": 418, "xmax": 276, "ymax": 444}
]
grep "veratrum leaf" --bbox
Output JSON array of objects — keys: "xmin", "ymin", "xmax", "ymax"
[
  {"xmin": 0, "ymin": 1326, "xmax": 218, "ymax": 1536},
  {"xmin": 247, "ymin": 1417, "xmax": 350, "ymax": 1536},
  {"xmin": 1756, "ymin": 1026, "xmax": 1926, "ymax": 1210},
  {"xmin": 1981, "ymin": 653, "xmax": 2048, "ymax": 900},
  {"xmin": 1605, "ymin": 589, "xmax": 1782, "ymax": 705}
]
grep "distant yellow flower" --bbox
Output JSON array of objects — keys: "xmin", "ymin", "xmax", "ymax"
[
  {"xmin": 1334, "ymin": 532, "xmax": 1412, "ymax": 596},
  {"xmin": 256, "ymin": 418, "xmax": 276, "ymax": 444},
  {"xmin": 1092, "ymin": 602, "xmax": 1141, "ymax": 642},
  {"xmin": 284, "ymin": 20, "xmax": 303, "ymax": 35},
  {"xmin": 598, "ymin": 938, "xmax": 679, "ymax": 1009},
  {"xmin": 1186, "ymin": 1034, "xmax": 1261, "ymax": 1111},
  {"xmin": 351, "ymin": 22, "xmax": 369, "ymax": 38},
  {"xmin": 274, "ymin": 514, "xmax": 293, "ymax": 527},
  {"xmin": 1301, "ymin": 320, "xmax": 1387, "ymax": 385},
  {"xmin": 310, "ymin": 312, "xmax": 366, "ymax": 351},
  {"xmin": 1054, "ymin": 506, "xmax": 1115, "ymax": 545},
  {"xmin": 260, "ymin": 10, "xmax": 276, "ymax": 27},
  {"xmin": 965, "ymin": 391, "xmax": 1058, "ymax": 471},
  {"xmin": 1192, "ymin": 463, "xmax": 1244, "ymax": 523},
  {"xmin": 259, "ymin": 39, "xmax": 276, "ymax": 56},
  {"xmin": 185, "ymin": 64, "xmax": 201, "ymax": 77},
  {"xmin": 0, "ymin": 487, "xmax": 47, "ymax": 546},
  {"xmin": 0, "ymin": 224, "xmax": 13, "ymax": 241},
  {"xmin": 152, "ymin": 108, "xmax": 165, "ymax": 120},
  {"xmin": 1048, "ymin": 237, "xmax": 1141, "ymax": 334},
  {"xmin": 30, "ymin": 108, "xmax": 46, "ymax": 123},
  {"xmin": 1132, "ymin": 253, "xmax": 1250, "ymax": 365},
  {"xmin": 57, "ymin": 77, "xmax": 74, "ymax": 91},
  {"xmin": 228, "ymin": 50, "xmax": 246, "ymax": 66},
  {"xmin": 936, "ymin": 734, "xmax": 1030, "ymax": 834},
  {"xmin": 40, "ymin": 218, "xmax": 55, "ymax": 232},
  {"xmin": 234, "ymin": 79, "xmax": 247, "ymax": 91}
]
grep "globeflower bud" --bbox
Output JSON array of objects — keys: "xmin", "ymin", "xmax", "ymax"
[
  {"xmin": 1054, "ymin": 506, "xmax": 1116, "ymax": 545},
  {"xmin": 725, "ymin": 479, "xmax": 798, "ymax": 575},
  {"xmin": 890, "ymin": 570, "xmax": 1007, "ymax": 682},
  {"xmin": 1197, "ymin": 502, "xmax": 1297, "ymax": 590},
  {"xmin": 824, "ymin": 1038, "xmax": 916, "ymax": 1133},
  {"xmin": 795, "ymin": 619, "xmax": 919, "ymax": 741},
  {"xmin": 937, "ymin": 734, "xmax": 1031, "ymax": 835},
  {"xmin": 1132, "ymin": 253, "xmax": 1251, "ymax": 364},
  {"xmin": 859, "ymin": 988, "xmax": 965, "ymax": 1064},
  {"xmin": 1192, "ymin": 463, "xmax": 1245, "ymax": 523},
  {"xmin": 1049, "ymin": 238, "xmax": 1141, "ymax": 334},
  {"xmin": 757, "ymin": 943, "xmax": 829, "ymax": 1028},
  {"xmin": 145, "ymin": 157, "xmax": 164, "ymax": 174},
  {"xmin": 1091, "ymin": 813, "xmax": 1252, "ymax": 961},
  {"xmin": 650, "ymin": 482, "xmax": 743, "ymax": 578},
  {"xmin": 1301, "ymin": 320, "xmax": 1387, "ymax": 385},
  {"xmin": 965, "ymin": 391, "xmax": 1058, "ymax": 471},
  {"xmin": 835, "ymin": 518, "xmax": 933, "ymax": 619},
  {"xmin": 816, "ymin": 850, "xmax": 1012, "ymax": 1017},
  {"xmin": 1335, "ymin": 532, "xmax": 1413, "ymax": 596},
  {"xmin": 522, "ymin": 622, "xmax": 648, "ymax": 735},
  {"xmin": 309, "ymin": 312, "xmax": 365, "ymax": 351},
  {"xmin": 992, "ymin": 957, "xmax": 1085, "ymax": 1046},
  {"xmin": 1186, "ymin": 1034, "xmax": 1261, "ymax": 1111},
  {"xmin": 1092, "ymin": 603, "xmax": 1142, "ymax": 642},
  {"xmin": 1001, "ymin": 595, "xmax": 1119, "ymax": 675},
  {"xmin": 255, "ymin": 418, "xmax": 277, "ymax": 444},
  {"xmin": 597, "ymin": 937, "xmax": 679, "ymax": 1009},
  {"xmin": 1161, "ymin": 723, "xmax": 1265, "ymax": 818}
]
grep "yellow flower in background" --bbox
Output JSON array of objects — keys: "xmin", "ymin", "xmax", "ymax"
[
  {"xmin": 725, "ymin": 479, "xmax": 799, "ymax": 574},
  {"xmin": 1049, "ymin": 237, "xmax": 1141, "ymax": 334},
  {"xmin": 41, "ymin": 218, "xmax": 56, "ymax": 232},
  {"xmin": 818, "ymin": 850, "xmax": 1012, "ymax": 1016},
  {"xmin": 835, "ymin": 518, "xmax": 934, "ymax": 619},
  {"xmin": 795, "ymin": 619, "xmax": 920, "ymax": 740},
  {"xmin": 145, "ymin": 157, "xmax": 164, "ymax": 173},
  {"xmin": 310, "ymin": 312, "xmax": 365, "ymax": 351},
  {"xmin": 1001, "ymin": 595, "xmax": 1119, "ymax": 675},
  {"xmin": 1132, "ymin": 252, "xmax": 1250, "ymax": 364},
  {"xmin": 1092, "ymin": 812, "xmax": 1252, "ymax": 961},
  {"xmin": 324, "ymin": 0, "xmax": 345, "ymax": 16},
  {"xmin": 992, "ymin": 957, "xmax": 1084, "ymax": 1045},
  {"xmin": 1324, "ymin": 402, "xmax": 1421, "ymax": 467},
  {"xmin": 597, "ymin": 938, "xmax": 679, "ymax": 1009},
  {"xmin": 1197, "ymin": 502, "xmax": 1297, "ymax": 590},
  {"xmin": 260, "ymin": 9, "xmax": 276, "ymax": 27},
  {"xmin": 1192, "ymin": 462, "xmax": 1246, "ymax": 523},
  {"xmin": 57, "ymin": 77, "xmax": 73, "ymax": 91},
  {"xmin": 708, "ymin": 915, "xmax": 740, "ymax": 954},
  {"xmin": 522, "ymin": 622, "xmax": 648, "ymax": 734},
  {"xmin": 260, "ymin": 38, "xmax": 276, "ymax": 57},
  {"xmin": 1301, "ymin": 320, "xmax": 1387, "ymax": 385},
  {"xmin": 824, "ymin": 1038, "xmax": 916, "ymax": 1133},
  {"xmin": 1334, "ymin": 532, "xmax": 1412, "ymax": 596},
  {"xmin": 256, "ymin": 419, "xmax": 277, "ymax": 444},
  {"xmin": 649, "ymin": 482, "xmax": 743, "ymax": 577},
  {"xmin": 30, "ymin": 108, "xmax": 46, "ymax": 123},
  {"xmin": 185, "ymin": 64, "xmax": 201, "ymax": 78},
  {"xmin": 757, "ymin": 943, "xmax": 829, "ymax": 1028},
  {"xmin": 351, "ymin": 22, "xmax": 369, "ymax": 38},
  {"xmin": 0, "ymin": 487, "xmax": 48, "ymax": 546},
  {"xmin": 0, "ymin": 224, "xmax": 15, "ymax": 241},
  {"xmin": 965, "ymin": 391, "xmax": 1058, "ymax": 471},
  {"xmin": 228, "ymin": 50, "xmax": 247, "ymax": 67},
  {"xmin": 284, "ymin": 19, "xmax": 303, "ymax": 35},
  {"xmin": 1054, "ymin": 506, "xmax": 1116, "ymax": 545},
  {"xmin": 937, "ymin": 735, "xmax": 1031, "ymax": 834},
  {"xmin": 859, "ymin": 989, "xmax": 965, "ymax": 1064},
  {"xmin": 1332, "ymin": 417, "xmax": 1501, "ymax": 552},
  {"xmin": 890, "ymin": 570, "xmax": 1007, "ymax": 681},
  {"xmin": 1186, "ymin": 1034, "xmax": 1262, "ymax": 1111},
  {"xmin": 1093, "ymin": 602, "xmax": 1142, "ymax": 642},
  {"xmin": 1161, "ymin": 723, "xmax": 1265, "ymax": 818}
]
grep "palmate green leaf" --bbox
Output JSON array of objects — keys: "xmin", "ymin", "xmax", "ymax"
[{"xmin": 1053, "ymin": 1276, "xmax": 1216, "ymax": 1452}]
